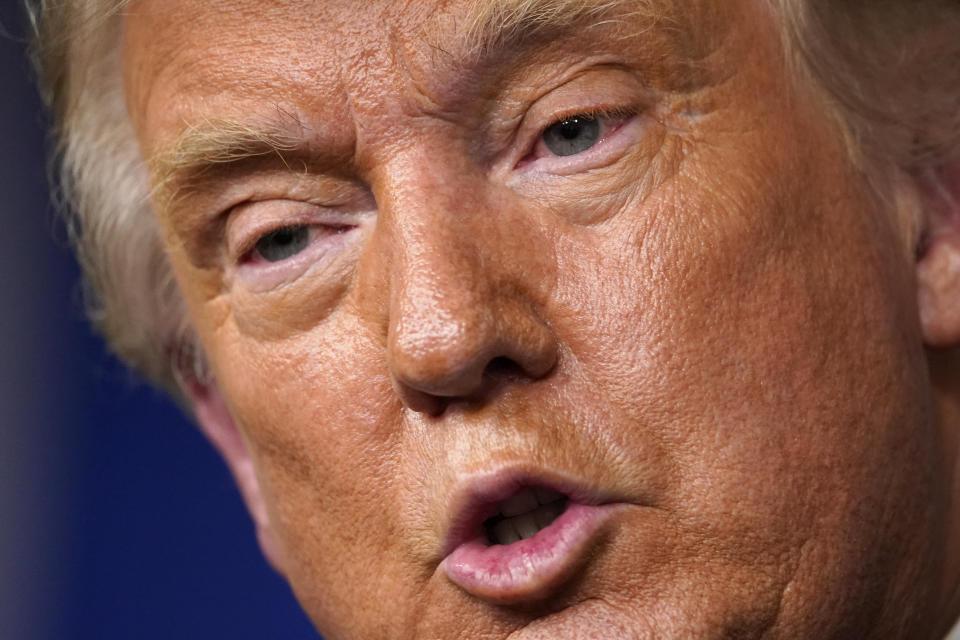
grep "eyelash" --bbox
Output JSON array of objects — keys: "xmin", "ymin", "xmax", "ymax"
[
  {"xmin": 238, "ymin": 224, "xmax": 351, "ymax": 265},
  {"xmin": 551, "ymin": 105, "xmax": 635, "ymax": 126},
  {"xmin": 225, "ymin": 197, "xmax": 361, "ymax": 273},
  {"xmin": 518, "ymin": 105, "xmax": 638, "ymax": 166},
  {"xmin": 231, "ymin": 220, "xmax": 360, "ymax": 292}
]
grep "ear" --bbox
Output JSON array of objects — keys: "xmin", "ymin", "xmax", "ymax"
[
  {"xmin": 916, "ymin": 159, "xmax": 960, "ymax": 348},
  {"xmin": 183, "ymin": 376, "xmax": 285, "ymax": 573}
]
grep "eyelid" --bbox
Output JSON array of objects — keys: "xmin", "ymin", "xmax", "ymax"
[
  {"xmin": 529, "ymin": 106, "xmax": 636, "ymax": 156},
  {"xmin": 508, "ymin": 105, "xmax": 640, "ymax": 179},
  {"xmin": 239, "ymin": 224, "xmax": 341, "ymax": 267},
  {"xmin": 228, "ymin": 203, "xmax": 367, "ymax": 293},
  {"xmin": 543, "ymin": 105, "xmax": 637, "ymax": 131},
  {"xmin": 225, "ymin": 199, "xmax": 361, "ymax": 263},
  {"xmin": 494, "ymin": 68, "xmax": 651, "ymax": 177}
]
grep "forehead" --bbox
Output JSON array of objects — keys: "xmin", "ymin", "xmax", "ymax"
[
  {"xmin": 123, "ymin": 0, "xmax": 378, "ymax": 134},
  {"xmin": 122, "ymin": 0, "xmax": 723, "ymax": 158},
  {"xmin": 122, "ymin": 0, "xmax": 656, "ymax": 87}
]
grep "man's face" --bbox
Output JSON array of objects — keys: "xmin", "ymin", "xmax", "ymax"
[{"xmin": 124, "ymin": 0, "xmax": 947, "ymax": 637}]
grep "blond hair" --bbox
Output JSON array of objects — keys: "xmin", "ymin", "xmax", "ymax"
[{"xmin": 28, "ymin": 0, "xmax": 960, "ymax": 398}]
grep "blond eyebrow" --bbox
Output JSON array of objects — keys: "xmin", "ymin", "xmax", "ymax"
[
  {"xmin": 150, "ymin": 111, "xmax": 311, "ymax": 199},
  {"xmin": 462, "ymin": 0, "xmax": 661, "ymax": 56}
]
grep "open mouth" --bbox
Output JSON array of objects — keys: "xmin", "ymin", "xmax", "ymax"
[
  {"xmin": 440, "ymin": 473, "xmax": 624, "ymax": 604},
  {"xmin": 482, "ymin": 487, "xmax": 568, "ymax": 546}
]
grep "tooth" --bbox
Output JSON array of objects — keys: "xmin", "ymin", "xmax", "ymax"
[
  {"xmin": 514, "ymin": 513, "xmax": 541, "ymax": 540},
  {"xmin": 534, "ymin": 505, "xmax": 557, "ymax": 529},
  {"xmin": 535, "ymin": 488, "xmax": 562, "ymax": 505},
  {"xmin": 494, "ymin": 519, "xmax": 521, "ymax": 545},
  {"xmin": 500, "ymin": 488, "xmax": 539, "ymax": 517}
]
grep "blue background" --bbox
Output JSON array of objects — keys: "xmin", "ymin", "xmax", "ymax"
[{"xmin": 1, "ymin": 1, "xmax": 320, "ymax": 637}]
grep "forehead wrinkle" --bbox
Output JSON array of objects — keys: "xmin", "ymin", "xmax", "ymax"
[{"xmin": 413, "ymin": 0, "xmax": 716, "ymax": 100}]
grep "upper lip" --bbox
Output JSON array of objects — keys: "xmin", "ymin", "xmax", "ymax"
[{"xmin": 438, "ymin": 464, "xmax": 626, "ymax": 558}]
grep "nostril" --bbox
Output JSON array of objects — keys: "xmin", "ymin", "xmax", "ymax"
[
  {"xmin": 387, "ymin": 296, "xmax": 558, "ymax": 413},
  {"xmin": 395, "ymin": 354, "xmax": 545, "ymax": 415},
  {"xmin": 484, "ymin": 356, "xmax": 525, "ymax": 381}
]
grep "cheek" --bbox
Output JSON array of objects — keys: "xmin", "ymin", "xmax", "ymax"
[
  {"xmin": 548, "ymin": 130, "xmax": 940, "ymax": 620},
  {"xmin": 209, "ymin": 322, "xmax": 414, "ymax": 630},
  {"xmin": 571, "ymin": 119, "xmax": 923, "ymax": 470}
]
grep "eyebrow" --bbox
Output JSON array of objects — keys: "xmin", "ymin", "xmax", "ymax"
[
  {"xmin": 461, "ymin": 0, "xmax": 657, "ymax": 57},
  {"xmin": 150, "ymin": 109, "xmax": 315, "ymax": 200}
]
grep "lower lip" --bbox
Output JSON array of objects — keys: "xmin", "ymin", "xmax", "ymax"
[{"xmin": 440, "ymin": 502, "xmax": 621, "ymax": 604}]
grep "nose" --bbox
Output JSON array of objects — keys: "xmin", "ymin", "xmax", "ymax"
[{"xmin": 375, "ymin": 160, "xmax": 558, "ymax": 415}]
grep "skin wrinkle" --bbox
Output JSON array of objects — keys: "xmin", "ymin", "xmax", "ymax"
[
  {"xmin": 143, "ymin": 0, "xmax": 711, "ymax": 246},
  {"xmin": 28, "ymin": 3, "xmax": 956, "ymax": 637},
  {"xmin": 101, "ymin": 0, "xmax": 960, "ymax": 637},
  {"xmin": 33, "ymin": 0, "xmax": 959, "ymax": 397},
  {"xmin": 760, "ymin": 534, "xmax": 812, "ymax": 639}
]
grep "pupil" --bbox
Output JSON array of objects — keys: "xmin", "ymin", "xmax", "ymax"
[
  {"xmin": 255, "ymin": 225, "xmax": 310, "ymax": 262},
  {"xmin": 273, "ymin": 229, "xmax": 295, "ymax": 245},
  {"xmin": 543, "ymin": 115, "xmax": 601, "ymax": 157},
  {"xmin": 560, "ymin": 118, "xmax": 585, "ymax": 139}
]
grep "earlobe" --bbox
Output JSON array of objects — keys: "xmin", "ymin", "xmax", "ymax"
[
  {"xmin": 918, "ymin": 236, "xmax": 960, "ymax": 348},
  {"xmin": 182, "ymin": 376, "xmax": 285, "ymax": 573},
  {"xmin": 916, "ymin": 161, "xmax": 960, "ymax": 348}
]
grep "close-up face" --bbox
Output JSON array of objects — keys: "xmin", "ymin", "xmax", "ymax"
[{"xmin": 120, "ymin": 0, "xmax": 950, "ymax": 637}]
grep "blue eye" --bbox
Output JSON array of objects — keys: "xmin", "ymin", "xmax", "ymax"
[
  {"xmin": 542, "ymin": 116, "xmax": 601, "ymax": 157},
  {"xmin": 254, "ymin": 225, "xmax": 310, "ymax": 262}
]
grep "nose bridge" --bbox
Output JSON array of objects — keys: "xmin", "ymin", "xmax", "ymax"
[
  {"xmin": 373, "ymin": 150, "xmax": 557, "ymax": 409},
  {"xmin": 387, "ymin": 158, "xmax": 500, "ymax": 389}
]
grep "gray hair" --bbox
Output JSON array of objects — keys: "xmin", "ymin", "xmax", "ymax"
[{"xmin": 29, "ymin": 0, "xmax": 960, "ymax": 398}]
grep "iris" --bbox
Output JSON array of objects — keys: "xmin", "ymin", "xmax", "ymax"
[
  {"xmin": 542, "ymin": 115, "xmax": 601, "ymax": 156},
  {"xmin": 254, "ymin": 226, "xmax": 310, "ymax": 262}
]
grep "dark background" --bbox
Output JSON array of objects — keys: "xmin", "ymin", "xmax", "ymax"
[{"xmin": 1, "ymin": 1, "xmax": 319, "ymax": 637}]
